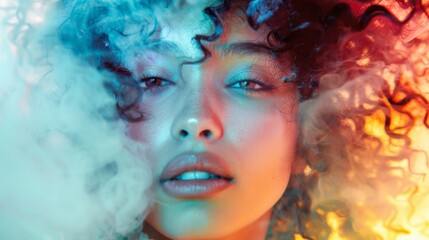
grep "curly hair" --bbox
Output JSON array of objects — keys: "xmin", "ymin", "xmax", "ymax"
[
  {"xmin": 246, "ymin": 0, "xmax": 429, "ymax": 239},
  {"xmin": 57, "ymin": 0, "xmax": 429, "ymax": 239}
]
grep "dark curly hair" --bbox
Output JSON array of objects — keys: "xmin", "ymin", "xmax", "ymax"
[{"xmin": 58, "ymin": 0, "xmax": 429, "ymax": 238}]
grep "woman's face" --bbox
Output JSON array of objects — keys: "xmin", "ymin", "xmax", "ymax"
[{"xmin": 121, "ymin": 2, "xmax": 298, "ymax": 239}]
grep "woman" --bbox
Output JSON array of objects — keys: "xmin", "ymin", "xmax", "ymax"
[{"xmin": 2, "ymin": 0, "xmax": 429, "ymax": 239}]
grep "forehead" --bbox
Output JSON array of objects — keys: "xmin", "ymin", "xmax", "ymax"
[{"xmin": 146, "ymin": 2, "xmax": 271, "ymax": 60}]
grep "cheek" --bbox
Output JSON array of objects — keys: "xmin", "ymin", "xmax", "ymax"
[
  {"xmin": 202, "ymin": 101, "xmax": 298, "ymax": 230},
  {"xmin": 227, "ymin": 100, "xmax": 297, "ymax": 159},
  {"xmin": 226, "ymin": 101, "xmax": 298, "ymax": 189},
  {"xmin": 125, "ymin": 103, "xmax": 174, "ymax": 160}
]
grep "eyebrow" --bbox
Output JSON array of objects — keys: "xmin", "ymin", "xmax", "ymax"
[
  {"xmin": 147, "ymin": 40, "xmax": 274, "ymax": 58},
  {"xmin": 219, "ymin": 42, "xmax": 275, "ymax": 58},
  {"xmin": 102, "ymin": 41, "xmax": 276, "ymax": 79}
]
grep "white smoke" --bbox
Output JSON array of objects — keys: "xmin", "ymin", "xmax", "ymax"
[{"xmin": 0, "ymin": 1, "xmax": 152, "ymax": 239}]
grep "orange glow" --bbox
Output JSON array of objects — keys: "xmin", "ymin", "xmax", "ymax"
[
  {"xmin": 359, "ymin": 25, "xmax": 429, "ymax": 237},
  {"xmin": 363, "ymin": 95, "xmax": 429, "ymax": 239}
]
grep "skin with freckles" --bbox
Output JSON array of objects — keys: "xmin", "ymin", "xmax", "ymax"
[{"xmin": 121, "ymin": 2, "xmax": 299, "ymax": 240}]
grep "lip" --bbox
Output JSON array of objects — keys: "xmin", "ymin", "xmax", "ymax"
[{"xmin": 160, "ymin": 152, "xmax": 234, "ymax": 198}]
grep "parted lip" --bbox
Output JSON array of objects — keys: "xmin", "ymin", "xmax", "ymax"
[{"xmin": 159, "ymin": 152, "xmax": 234, "ymax": 182}]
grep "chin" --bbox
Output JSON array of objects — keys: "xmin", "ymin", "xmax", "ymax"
[
  {"xmin": 146, "ymin": 210, "xmax": 240, "ymax": 240},
  {"xmin": 152, "ymin": 224, "xmax": 232, "ymax": 240}
]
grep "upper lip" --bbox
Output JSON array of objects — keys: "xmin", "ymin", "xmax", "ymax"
[{"xmin": 160, "ymin": 152, "xmax": 234, "ymax": 182}]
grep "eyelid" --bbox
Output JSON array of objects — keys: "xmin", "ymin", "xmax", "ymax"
[
  {"xmin": 139, "ymin": 75, "xmax": 173, "ymax": 82},
  {"xmin": 136, "ymin": 68, "xmax": 175, "ymax": 82},
  {"xmin": 226, "ymin": 70, "xmax": 274, "ymax": 89},
  {"xmin": 135, "ymin": 67, "xmax": 176, "ymax": 93},
  {"xmin": 138, "ymin": 75, "xmax": 175, "ymax": 91},
  {"xmin": 226, "ymin": 78, "xmax": 270, "ymax": 90}
]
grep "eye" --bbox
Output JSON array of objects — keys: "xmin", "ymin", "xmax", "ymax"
[
  {"xmin": 226, "ymin": 78, "xmax": 273, "ymax": 92},
  {"xmin": 229, "ymin": 80, "xmax": 264, "ymax": 90},
  {"xmin": 139, "ymin": 76, "xmax": 174, "ymax": 89}
]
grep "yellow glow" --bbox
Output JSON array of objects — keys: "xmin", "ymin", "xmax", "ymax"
[
  {"xmin": 327, "ymin": 212, "xmax": 346, "ymax": 240},
  {"xmin": 304, "ymin": 165, "xmax": 313, "ymax": 176},
  {"xmin": 294, "ymin": 234, "xmax": 306, "ymax": 240},
  {"xmin": 360, "ymin": 29, "xmax": 429, "ymax": 236},
  {"xmin": 357, "ymin": 57, "xmax": 370, "ymax": 66}
]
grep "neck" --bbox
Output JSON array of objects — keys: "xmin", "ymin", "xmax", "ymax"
[{"xmin": 143, "ymin": 210, "xmax": 273, "ymax": 240}]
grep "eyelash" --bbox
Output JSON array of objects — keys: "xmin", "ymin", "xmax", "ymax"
[
  {"xmin": 138, "ymin": 75, "xmax": 175, "ymax": 92},
  {"xmin": 137, "ymin": 75, "xmax": 274, "ymax": 96},
  {"xmin": 226, "ymin": 77, "xmax": 274, "ymax": 94}
]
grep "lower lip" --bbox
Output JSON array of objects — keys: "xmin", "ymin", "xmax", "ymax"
[{"xmin": 161, "ymin": 179, "xmax": 233, "ymax": 198}]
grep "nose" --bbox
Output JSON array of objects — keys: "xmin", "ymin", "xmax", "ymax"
[{"xmin": 171, "ymin": 91, "xmax": 223, "ymax": 142}]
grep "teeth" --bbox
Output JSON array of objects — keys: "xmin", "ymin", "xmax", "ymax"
[{"xmin": 175, "ymin": 171, "xmax": 219, "ymax": 180}]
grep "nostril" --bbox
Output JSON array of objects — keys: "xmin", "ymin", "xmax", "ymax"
[
  {"xmin": 179, "ymin": 130, "xmax": 189, "ymax": 138},
  {"xmin": 201, "ymin": 129, "xmax": 213, "ymax": 139}
]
